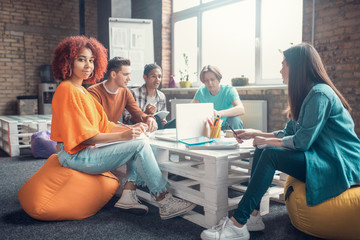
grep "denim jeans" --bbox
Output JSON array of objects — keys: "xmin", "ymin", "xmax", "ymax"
[
  {"xmin": 57, "ymin": 138, "xmax": 168, "ymax": 196},
  {"xmin": 233, "ymin": 147, "xmax": 306, "ymax": 224},
  {"xmin": 222, "ymin": 116, "xmax": 243, "ymax": 130}
]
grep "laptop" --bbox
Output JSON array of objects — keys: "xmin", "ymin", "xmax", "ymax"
[{"xmin": 155, "ymin": 103, "xmax": 213, "ymax": 142}]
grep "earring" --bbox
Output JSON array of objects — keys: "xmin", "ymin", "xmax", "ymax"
[
  {"xmin": 89, "ymin": 72, "xmax": 94, "ymax": 78},
  {"xmin": 69, "ymin": 68, "xmax": 72, "ymax": 77}
]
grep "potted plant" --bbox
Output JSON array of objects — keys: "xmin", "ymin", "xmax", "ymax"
[
  {"xmin": 231, "ymin": 75, "xmax": 249, "ymax": 86},
  {"xmin": 179, "ymin": 53, "xmax": 192, "ymax": 88}
]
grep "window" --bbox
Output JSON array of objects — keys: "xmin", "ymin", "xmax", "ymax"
[
  {"xmin": 202, "ymin": 1, "xmax": 255, "ymax": 85},
  {"xmin": 173, "ymin": 0, "xmax": 200, "ymax": 12},
  {"xmin": 259, "ymin": 0, "xmax": 303, "ymax": 84},
  {"xmin": 173, "ymin": 17, "xmax": 198, "ymax": 82},
  {"xmin": 172, "ymin": 0, "xmax": 303, "ymax": 85}
]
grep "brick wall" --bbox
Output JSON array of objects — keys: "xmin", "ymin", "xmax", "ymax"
[
  {"xmin": 0, "ymin": 0, "xmax": 97, "ymax": 115},
  {"xmin": 161, "ymin": 0, "xmax": 172, "ymax": 87},
  {"xmin": 303, "ymin": 0, "xmax": 360, "ymax": 136}
]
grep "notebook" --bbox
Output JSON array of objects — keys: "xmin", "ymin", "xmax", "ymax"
[
  {"xmin": 153, "ymin": 110, "xmax": 169, "ymax": 119},
  {"xmin": 185, "ymin": 139, "xmax": 239, "ymax": 150},
  {"xmin": 154, "ymin": 103, "xmax": 214, "ymax": 142},
  {"xmin": 178, "ymin": 136, "xmax": 214, "ymax": 146},
  {"xmin": 154, "ymin": 128, "xmax": 177, "ymax": 142},
  {"xmin": 185, "ymin": 138, "xmax": 254, "ymax": 150}
]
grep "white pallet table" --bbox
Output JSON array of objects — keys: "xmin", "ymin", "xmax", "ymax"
[
  {"xmin": 269, "ymin": 172, "xmax": 287, "ymax": 203},
  {"xmin": 137, "ymin": 139, "xmax": 273, "ymax": 228},
  {"xmin": 231, "ymin": 157, "xmax": 288, "ymax": 204},
  {"xmin": 0, "ymin": 115, "xmax": 52, "ymax": 157}
]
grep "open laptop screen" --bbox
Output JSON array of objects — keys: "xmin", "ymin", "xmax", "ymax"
[
  {"xmin": 176, "ymin": 102, "xmax": 213, "ymax": 140},
  {"xmin": 155, "ymin": 102, "xmax": 213, "ymax": 141}
]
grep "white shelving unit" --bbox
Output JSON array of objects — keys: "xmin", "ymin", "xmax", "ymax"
[{"xmin": 0, "ymin": 115, "xmax": 52, "ymax": 157}]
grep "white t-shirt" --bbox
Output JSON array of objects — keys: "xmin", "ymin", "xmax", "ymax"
[{"xmin": 146, "ymin": 95, "xmax": 157, "ymax": 108}]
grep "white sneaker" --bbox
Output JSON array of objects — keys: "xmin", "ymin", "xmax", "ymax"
[
  {"xmin": 156, "ymin": 193, "xmax": 196, "ymax": 220},
  {"xmin": 200, "ymin": 216, "xmax": 250, "ymax": 240},
  {"xmin": 114, "ymin": 189, "xmax": 148, "ymax": 215},
  {"xmin": 247, "ymin": 214, "xmax": 265, "ymax": 231}
]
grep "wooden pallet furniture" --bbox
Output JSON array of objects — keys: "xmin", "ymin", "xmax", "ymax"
[
  {"xmin": 0, "ymin": 115, "xmax": 52, "ymax": 157},
  {"xmin": 136, "ymin": 138, "xmax": 285, "ymax": 228}
]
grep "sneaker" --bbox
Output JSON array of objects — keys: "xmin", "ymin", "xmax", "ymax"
[
  {"xmin": 247, "ymin": 214, "xmax": 265, "ymax": 231},
  {"xmin": 114, "ymin": 189, "xmax": 148, "ymax": 215},
  {"xmin": 156, "ymin": 193, "xmax": 196, "ymax": 220},
  {"xmin": 200, "ymin": 216, "xmax": 250, "ymax": 240}
]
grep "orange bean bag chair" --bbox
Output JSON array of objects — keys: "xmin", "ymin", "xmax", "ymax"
[
  {"xmin": 284, "ymin": 176, "xmax": 360, "ymax": 240},
  {"xmin": 18, "ymin": 154, "xmax": 120, "ymax": 221}
]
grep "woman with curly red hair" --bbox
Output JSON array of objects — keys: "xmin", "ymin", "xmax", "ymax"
[
  {"xmin": 52, "ymin": 35, "xmax": 108, "ymax": 84},
  {"xmin": 50, "ymin": 35, "xmax": 195, "ymax": 219}
]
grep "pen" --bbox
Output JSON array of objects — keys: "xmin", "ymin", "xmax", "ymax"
[
  {"xmin": 117, "ymin": 121, "xmax": 132, "ymax": 129},
  {"xmin": 207, "ymin": 118, "xmax": 213, "ymax": 127},
  {"xmin": 214, "ymin": 115, "xmax": 220, "ymax": 127},
  {"xmin": 138, "ymin": 112, "xmax": 144, "ymax": 123},
  {"xmin": 227, "ymin": 124, "xmax": 239, "ymax": 138},
  {"xmin": 138, "ymin": 112, "xmax": 149, "ymax": 137},
  {"xmin": 213, "ymin": 117, "xmax": 218, "ymax": 127}
]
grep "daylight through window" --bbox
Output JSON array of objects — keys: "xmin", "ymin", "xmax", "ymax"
[{"xmin": 172, "ymin": 0, "xmax": 303, "ymax": 86}]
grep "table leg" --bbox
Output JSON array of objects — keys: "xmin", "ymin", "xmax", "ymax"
[
  {"xmin": 153, "ymin": 147, "xmax": 169, "ymax": 181},
  {"xmin": 8, "ymin": 121, "xmax": 20, "ymax": 157},
  {"xmin": 201, "ymin": 155, "xmax": 229, "ymax": 228}
]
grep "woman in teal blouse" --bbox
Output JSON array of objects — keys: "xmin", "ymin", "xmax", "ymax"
[
  {"xmin": 192, "ymin": 65, "xmax": 245, "ymax": 130},
  {"xmin": 201, "ymin": 43, "xmax": 360, "ymax": 240}
]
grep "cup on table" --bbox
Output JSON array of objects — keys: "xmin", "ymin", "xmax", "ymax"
[{"xmin": 210, "ymin": 125, "xmax": 221, "ymax": 138}]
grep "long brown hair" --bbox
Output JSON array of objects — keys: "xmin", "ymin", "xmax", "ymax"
[{"xmin": 283, "ymin": 43, "xmax": 351, "ymax": 121}]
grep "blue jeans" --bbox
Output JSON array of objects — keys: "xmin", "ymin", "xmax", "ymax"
[
  {"xmin": 233, "ymin": 147, "xmax": 306, "ymax": 224},
  {"xmin": 57, "ymin": 138, "xmax": 168, "ymax": 196},
  {"xmin": 222, "ymin": 116, "xmax": 243, "ymax": 130}
]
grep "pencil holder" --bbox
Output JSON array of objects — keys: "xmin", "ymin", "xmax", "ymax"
[{"xmin": 210, "ymin": 125, "xmax": 221, "ymax": 138}]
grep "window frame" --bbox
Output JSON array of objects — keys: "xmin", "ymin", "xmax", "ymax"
[{"xmin": 171, "ymin": 0, "xmax": 302, "ymax": 86}]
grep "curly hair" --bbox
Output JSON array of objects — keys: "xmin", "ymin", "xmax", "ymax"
[{"xmin": 52, "ymin": 36, "xmax": 108, "ymax": 84}]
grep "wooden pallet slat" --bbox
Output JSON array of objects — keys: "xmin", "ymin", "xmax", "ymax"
[{"xmin": 0, "ymin": 115, "xmax": 52, "ymax": 157}]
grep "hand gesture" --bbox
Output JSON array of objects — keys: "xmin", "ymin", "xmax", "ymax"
[
  {"xmin": 161, "ymin": 118, "xmax": 167, "ymax": 126},
  {"xmin": 121, "ymin": 127, "xmax": 144, "ymax": 140},
  {"xmin": 213, "ymin": 110, "xmax": 222, "ymax": 117},
  {"xmin": 253, "ymin": 136, "xmax": 268, "ymax": 147},
  {"xmin": 144, "ymin": 104, "xmax": 157, "ymax": 115},
  {"xmin": 146, "ymin": 117, "xmax": 158, "ymax": 132},
  {"xmin": 132, "ymin": 122, "xmax": 149, "ymax": 132},
  {"xmin": 234, "ymin": 129, "xmax": 261, "ymax": 143}
]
